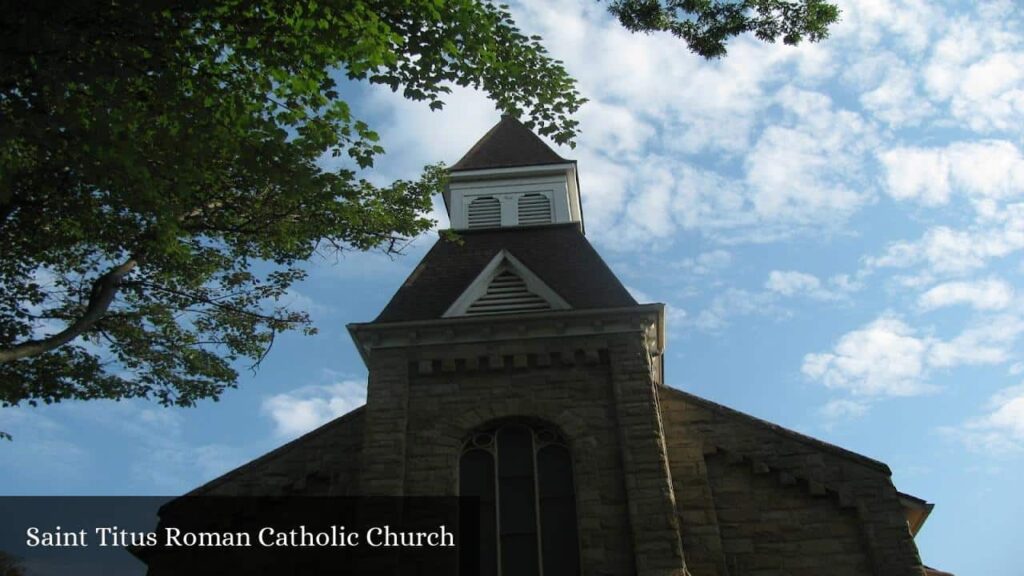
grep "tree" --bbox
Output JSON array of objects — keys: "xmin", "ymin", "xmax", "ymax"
[
  {"xmin": 0, "ymin": 551, "xmax": 26, "ymax": 576},
  {"xmin": 609, "ymin": 0, "xmax": 840, "ymax": 58},
  {"xmin": 0, "ymin": 0, "xmax": 837, "ymax": 424}
]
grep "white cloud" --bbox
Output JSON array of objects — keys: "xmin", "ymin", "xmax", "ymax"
[
  {"xmin": 577, "ymin": 149, "xmax": 631, "ymax": 234},
  {"xmin": 262, "ymin": 380, "xmax": 366, "ymax": 438},
  {"xmin": 879, "ymin": 141, "xmax": 1024, "ymax": 208},
  {"xmin": 592, "ymin": 91, "xmax": 880, "ymax": 246},
  {"xmin": 513, "ymin": 0, "xmax": 802, "ymax": 157},
  {"xmin": 922, "ymin": 12, "xmax": 1024, "ymax": 134},
  {"xmin": 850, "ymin": 53, "xmax": 935, "ymax": 127},
  {"xmin": 951, "ymin": 52, "xmax": 1024, "ymax": 133},
  {"xmin": 667, "ymin": 165, "xmax": 762, "ymax": 239},
  {"xmin": 666, "ymin": 305, "xmax": 688, "ymax": 327},
  {"xmin": 577, "ymin": 100, "xmax": 656, "ymax": 158},
  {"xmin": 802, "ymin": 314, "xmax": 934, "ymax": 397},
  {"xmin": 346, "ymin": 0, "xmax": 960, "ymax": 249},
  {"xmin": 673, "ymin": 250, "xmax": 733, "ymax": 275},
  {"xmin": 927, "ymin": 314, "xmax": 1024, "ymax": 368},
  {"xmin": 765, "ymin": 270, "xmax": 850, "ymax": 301},
  {"xmin": 744, "ymin": 87, "xmax": 876, "ymax": 224},
  {"xmin": 918, "ymin": 278, "xmax": 1014, "ymax": 311},
  {"xmin": 765, "ymin": 270, "xmax": 820, "ymax": 296},
  {"xmin": 361, "ymin": 85, "xmax": 497, "ymax": 182},
  {"xmin": 820, "ymin": 398, "xmax": 870, "ymax": 421},
  {"xmin": 878, "ymin": 148, "xmax": 953, "ymax": 206},
  {"xmin": 944, "ymin": 384, "xmax": 1024, "ymax": 454},
  {"xmin": 868, "ymin": 203, "xmax": 1024, "ymax": 275},
  {"xmin": 622, "ymin": 162, "xmax": 677, "ymax": 243},
  {"xmin": 833, "ymin": 0, "xmax": 938, "ymax": 54},
  {"xmin": 692, "ymin": 289, "xmax": 785, "ymax": 332},
  {"xmin": 807, "ymin": 312, "xmax": 1024, "ymax": 407},
  {"xmin": 689, "ymin": 269, "xmax": 859, "ymax": 334}
]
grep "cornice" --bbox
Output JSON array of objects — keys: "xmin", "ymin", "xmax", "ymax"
[{"xmin": 347, "ymin": 304, "xmax": 665, "ymax": 367}]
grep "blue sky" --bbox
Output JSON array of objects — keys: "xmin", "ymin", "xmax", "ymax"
[{"xmin": 2, "ymin": 0, "xmax": 1023, "ymax": 573}]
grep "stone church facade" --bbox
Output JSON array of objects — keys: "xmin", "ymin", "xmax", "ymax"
[{"xmin": 184, "ymin": 117, "xmax": 937, "ymax": 576}]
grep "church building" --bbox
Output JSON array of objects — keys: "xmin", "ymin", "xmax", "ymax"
[{"xmin": 182, "ymin": 116, "xmax": 938, "ymax": 576}]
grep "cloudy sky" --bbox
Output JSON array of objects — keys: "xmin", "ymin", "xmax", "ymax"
[{"xmin": 3, "ymin": 1, "xmax": 1023, "ymax": 573}]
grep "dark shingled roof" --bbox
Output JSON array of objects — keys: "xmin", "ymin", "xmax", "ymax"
[
  {"xmin": 374, "ymin": 224, "xmax": 636, "ymax": 323},
  {"xmin": 450, "ymin": 115, "xmax": 570, "ymax": 172}
]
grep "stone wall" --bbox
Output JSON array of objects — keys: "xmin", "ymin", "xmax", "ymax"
[
  {"xmin": 184, "ymin": 327, "xmax": 928, "ymax": 576},
  {"xmin": 357, "ymin": 331, "xmax": 686, "ymax": 575},
  {"xmin": 706, "ymin": 451, "xmax": 870, "ymax": 575},
  {"xmin": 660, "ymin": 387, "xmax": 926, "ymax": 576}
]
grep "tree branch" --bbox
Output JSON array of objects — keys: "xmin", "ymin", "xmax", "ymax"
[{"xmin": 0, "ymin": 255, "xmax": 142, "ymax": 363}]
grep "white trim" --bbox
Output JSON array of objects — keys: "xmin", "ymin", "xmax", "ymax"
[
  {"xmin": 449, "ymin": 176, "xmax": 569, "ymax": 230},
  {"xmin": 448, "ymin": 163, "xmax": 576, "ymax": 181},
  {"xmin": 443, "ymin": 250, "xmax": 570, "ymax": 318}
]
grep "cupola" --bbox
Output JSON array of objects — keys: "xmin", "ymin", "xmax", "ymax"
[{"xmin": 444, "ymin": 115, "xmax": 583, "ymax": 232}]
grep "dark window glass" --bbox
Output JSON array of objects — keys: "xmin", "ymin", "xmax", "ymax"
[
  {"xmin": 460, "ymin": 448, "xmax": 497, "ymax": 576},
  {"xmin": 460, "ymin": 424, "xmax": 579, "ymax": 576},
  {"xmin": 498, "ymin": 426, "xmax": 539, "ymax": 576},
  {"xmin": 538, "ymin": 445, "xmax": 580, "ymax": 575}
]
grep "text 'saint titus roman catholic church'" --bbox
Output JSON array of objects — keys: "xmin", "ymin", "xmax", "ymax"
[{"xmin": 175, "ymin": 116, "xmax": 946, "ymax": 576}]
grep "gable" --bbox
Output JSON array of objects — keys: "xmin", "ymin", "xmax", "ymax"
[
  {"xmin": 371, "ymin": 225, "xmax": 637, "ymax": 324},
  {"xmin": 443, "ymin": 250, "xmax": 570, "ymax": 317}
]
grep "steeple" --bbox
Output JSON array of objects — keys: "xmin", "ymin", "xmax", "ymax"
[
  {"xmin": 450, "ymin": 114, "xmax": 569, "ymax": 171},
  {"xmin": 443, "ymin": 115, "xmax": 584, "ymax": 232}
]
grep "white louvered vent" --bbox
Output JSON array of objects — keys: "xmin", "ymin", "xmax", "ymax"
[
  {"xmin": 465, "ymin": 266, "xmax": 551, "ymax": 316},
  {"xmin": 517, "ymin": 193, "xmax": 551, "ymax": 226},
  {"xmin": 467, "ymin": 196, "xmax": 502, "ymax": 229}
]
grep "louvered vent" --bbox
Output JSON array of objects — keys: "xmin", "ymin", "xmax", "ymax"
[
  {"xmin": 465, "ymin": 267, "xmax": 551, "ymax": 315},
  {"xmin": 517, "ymin": 193, "xmax": 551, "ymax": 226},
  {"xmin": 468, "ymin": 196, "xmax": 502, "ymax": 229}
]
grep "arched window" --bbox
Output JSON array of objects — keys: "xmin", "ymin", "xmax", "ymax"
[{"xmin": 459, "ymin": 422, "xmax": 580, "ymax": 576}]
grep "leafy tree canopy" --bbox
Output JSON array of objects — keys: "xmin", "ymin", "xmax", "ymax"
[
  {"xmin": 0, "ymin": 551, "xmax": 26, "ymax": 576},
  {"xmin": 0, "ymin": 0, "xmax": 836, "ymax": 424},
  {"xmin": 609, "ymin": 0, "xmax": 839, "ymax": 58}
]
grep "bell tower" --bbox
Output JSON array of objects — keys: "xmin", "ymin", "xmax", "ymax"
[
  {"xmin": 444, "ymin": 114, "xmax": 584, "ymax": 231},
  {"xmin": 348, "ymin": 116, "xmax": 687, "ymax": 575}
]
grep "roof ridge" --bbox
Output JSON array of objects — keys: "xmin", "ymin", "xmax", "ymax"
[
  {"xmin": 664, "ymin": 386, "xmax": 891, "ymax": 473},
  {"xmin": 182, "ymin": 406, "xmax": 366, "ymax": 497}
]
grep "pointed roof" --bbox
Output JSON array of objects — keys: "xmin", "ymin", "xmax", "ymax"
[
  {"xmin": 373, "ymin": 224, "xmax": 636, "ymax": 324},
  {"xmin": 450, "ymin": 115, "xmax": 571, "ymax": 172}
]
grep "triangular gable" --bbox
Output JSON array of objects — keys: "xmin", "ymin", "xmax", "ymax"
[
  {"xmin": 371, "ymin": 226, "xmax": 637, "ymax": 324},
  {"xmin": 443, "ymin": 250, "xmax": 570, "ymax": 317}
]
